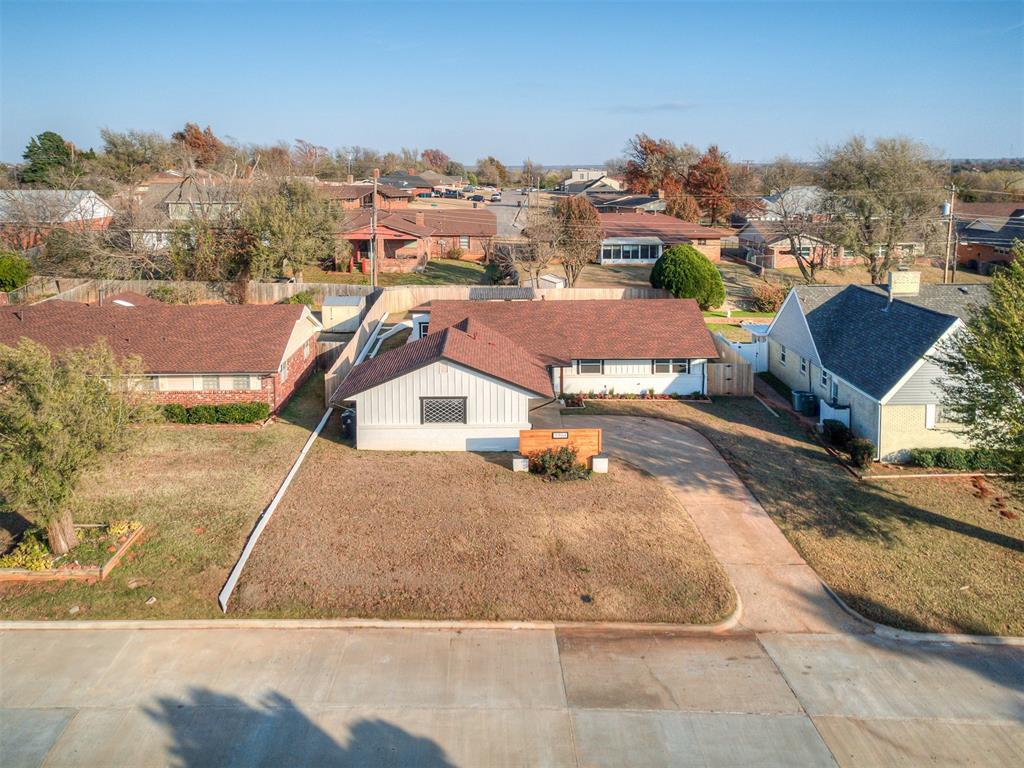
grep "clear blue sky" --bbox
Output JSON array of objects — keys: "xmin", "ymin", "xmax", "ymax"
[{"xmin": 2, "ymin": 1, "xmax": 1022, "ymax": 165}]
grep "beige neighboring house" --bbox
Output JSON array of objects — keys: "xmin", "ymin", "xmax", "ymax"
[{"xmin": 765, "ymin": 272, "xmax": 990, "ymax": 462}]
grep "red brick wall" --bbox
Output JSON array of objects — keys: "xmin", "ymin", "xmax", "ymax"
[{"xmin": 269, "ymin": 335, "xmax": 317, "ymax": 411}]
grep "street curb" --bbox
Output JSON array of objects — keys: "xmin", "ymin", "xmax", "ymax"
[
  {"xmin": 0, "ymin": 586, "xmax": 743, "ymax": 635},
  {"xmin": 821, "ymin": 581, "xmax": 1024, "ymax": 647}
]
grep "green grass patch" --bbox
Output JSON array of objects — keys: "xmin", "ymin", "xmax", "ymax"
[{"xmin": 757, "ymin": 371, "xmax": 792, "ymax": 402}]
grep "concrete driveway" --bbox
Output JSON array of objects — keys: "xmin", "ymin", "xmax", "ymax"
[{"xmin": 568, "ymin": 415, "xmax": 866, "ymax": 634}]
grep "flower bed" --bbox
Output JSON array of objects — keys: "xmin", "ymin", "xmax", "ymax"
[
  {"xmin": 0, "ymin": 521, "xmax": 144, "ymax": 582},
  {"xmin": 562, "ymin": 391, "xmax": 712, "ymax": 407}
]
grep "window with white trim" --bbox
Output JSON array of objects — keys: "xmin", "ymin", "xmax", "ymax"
[
  {"xmin": 202, "ymin": 375, "xmax": 219, "ymax": 390},
  {"xmin": 232, "ymin": 375, "xmax": 251, "ymax": 390},
  {"xmin": 779, "ymin": 346, "xmax": 787, "ymax": 365},
  {"xmin": 459, "ymin": 235, "xmax": 470, "ymax": 249},
  {"xmin": 577, "ymin": 359, "xmax": 604, "ymax": 375},
  {"xmin": 653, "ymin": 359, "xmax": 690, "ymax": 374},
  {"xmin": 417, "ymin": 321, "xmax": 429, "ymax": 337},
  {"xmin": 820, "ymin": 369, "xmax": 829, "ymax": 388},
  {"xmin": 800, "ymin": 357, "xmax": 807, "ymax": 374},
  {"xmin": 421, "ymin": 397, "xmax": 467, "ymax": 424}
]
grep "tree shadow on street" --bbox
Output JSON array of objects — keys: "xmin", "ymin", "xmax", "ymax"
[{"xmin": 144, "ymin": 688, "xmax": 457, "ymax": 767}]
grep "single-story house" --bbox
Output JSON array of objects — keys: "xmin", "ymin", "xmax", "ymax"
[
  {"xmin": 335, "ymin": 298, "xmax": 718, "ymax": 451},
  {"xmin": 730, "ymin": 185, "xmax": 827, "ymax": 226},
  {"xmin": 339, "ymin": 208, "xmax": 497, "ymax": 272},
  {"xmin": 765, "ymin": 272, "xmax": 990, "ymax": 462},
  {"xmin": 955, "ymin": 203, "xmax": 1024, "ymax": 274},
  {"xmin": 0, "ymin": 190, "xmax": 115, "ymax": 250},
  {"xmin": 0, "ymin": 297, "xmax": 322, "ymax": 412},
  {"xmin": 374, "ymin": 170, "xmax": 436, "ymax": 196},
  {"xmin": 125, "ymin": 172, "xmax": 243, "ymax": 250},
  {"xmin": 737, "ymin": 221, "xmax": 849, "ymax": 270},
  {"xmin": 598, "ymin": 212, "xmax": 725, "ymax": 264},
  {"xmin": 317, "ymin": 181, "xmax": 412, "ymax": 211},
  {"xmin": 588, "ymin": 191, "xmax": 667, "ymax": 213}
]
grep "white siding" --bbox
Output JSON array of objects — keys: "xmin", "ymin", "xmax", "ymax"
[
  {"xmin": 559, "ymin": 359, "xmax": 706, "ymax": 396},
  {"xmin": 768, "ymin": 291, "xmax": 820, "ymax": 367},
  {"xmin": 352, "ymin": 360, "xmax": 534, "ymax": 451}
]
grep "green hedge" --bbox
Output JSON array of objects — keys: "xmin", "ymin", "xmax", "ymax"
[
  {"xmin": 848, "ymin": 438, "xmax": 876, "ymax": 469},
  {"xmin": 907, "ymin": 447, "xmax": 1006, "ymax": 471},
  {"xmin": 822, "ymin": 419, "xmax": 853, "ymax": 449},
  {"xmin": 163, "ymin": 402, "xmax": 270, "ymax": 425}
]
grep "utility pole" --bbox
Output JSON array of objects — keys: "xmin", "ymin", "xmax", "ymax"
[
  {"xmin": 943, "ymin": 184, "xmax": 957, "ymax": 284},
  {"xmin": 370, "ymin": 168, "xmax": 379, "ymax": 289}
]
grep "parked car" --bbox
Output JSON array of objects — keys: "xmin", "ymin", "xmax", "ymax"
[
  {"xmin": 490, "ymin": 193, "xmax": 502, "ymax": 202},
  {"xmin": 444, "ymin": 189, "xmax": 461, "ymax": 199},
  {"xmin": 416, "ymin": 192, "xmax": 433, "ymax": 198},
  {"xmin": 469, "ymin": 194, "xmax": 485, "ymax": 202}
]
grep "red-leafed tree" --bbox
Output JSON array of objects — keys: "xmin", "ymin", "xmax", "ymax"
[
  {"xmin": 686, "ymin": 145, "xmax": 733, "ymax": 224},
  {"xmin": 665, "ymin": 191, "xmax": 702, "ymax": 223},
  {"xmin": 623, "ymin": 133, "xmax": 697, "ymax": 195},
  {"xmin": 421, "ymin": 148, "xmax": 450, "ymax": 172},
  {"xmin": 172, "ymin": 123, "xmax": 226, "ymax": 168}
]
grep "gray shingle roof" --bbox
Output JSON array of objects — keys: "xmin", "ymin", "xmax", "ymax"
[{"xmin": 792, "ymin": 284, "xmax": 989, "ymax": 399}]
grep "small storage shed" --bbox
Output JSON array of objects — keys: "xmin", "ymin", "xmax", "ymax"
[{"xmin": 321, "ymin": 295, "xmax": 366, "ymax": 332}]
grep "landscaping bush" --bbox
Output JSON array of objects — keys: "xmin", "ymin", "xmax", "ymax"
[
  {"xmin": 169, "ymin": 402, "xmax": 270, "ymax": 425},
  {"xmin": 848, "ymin": 438, "xmax": 875, "ymax": 468},
  {"xmin": 649, "ymin": 244, "xmax": 726, "ymax": 310},
  {"xmin": 528, "ymin": 446, "xmax": 590, "ymax": 481},
  {"xmin": 282, "ymin": 289, "xmax": 315, "ymax": 307},
  {"xmin": 216, "ymin": 402, "xmax": 271, "ymax": 424},
  {"xmin": 822, "ymin": 419, "xmax": 853, "ymax": 448},
  {"xmin": 162, "ymin": 403, "xmax": 188, "ymax": 423},
  {"xmin": 0, "ymin": 530, "xmax": 51, "ymax": 571},
  {"xmin": 446, "ymin": 247, "xmax": 466, "ymax": 260},
  {"xmin": 186, "ymin": 404, "xmax": 218, "ymax": 424},
  {"xmin": 908, "ymin": 447, "xmax": 1006, "ymax": 471},
  {"xmin": 750, "ymin": 281, "xmax": 786, "ymax": 313},
  {"xmin": 0, "ymin": 250, "xmax": 31, "ymax": 292},
  {"xmin": 148, "ymin": 283, "xmax": 199, "ymax": 304}
]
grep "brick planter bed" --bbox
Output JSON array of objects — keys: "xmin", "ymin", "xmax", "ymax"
[{"xmin": 0, "ymin": 525, "xmax": 145, "ymax": 584}]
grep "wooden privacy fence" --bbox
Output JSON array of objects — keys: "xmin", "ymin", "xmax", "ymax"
[
  {"xmin": 519, "ymin": 428, "xmax": 603, "ymax": 463},
  {"xmin": 707, "ymin": 335, "xmax": 754, "ymax": 396},
  {"xmin": 323, "ymin": 290, "xmax": 388, "ymax": 406}
]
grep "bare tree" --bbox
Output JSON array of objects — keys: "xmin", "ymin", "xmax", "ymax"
[
  {"xmin": 516, "ymin": 208, "xmax": 560, "ymax": 286},
  {"xmin": 554, "ymin": 196, "xmax": 602, "ymax": 287},
  {"xmin": 759, "ymin": 158, "xmax": 828, "ymax": 282},
  {"xmin": 822, "ymin": 136, "xmax": 943, "ymax": 284}
]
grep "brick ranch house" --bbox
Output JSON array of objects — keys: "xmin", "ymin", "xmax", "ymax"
[
  {"xmin": 955, "ymin": 202, "xmax": 1024, "ymax": 275},
  {"xmin": 0, "ymin": 293, "xmax": 322, "ymax": 412},
  {"xmin": 337, "ymin": 208, "xmax": 497, "ymax": 273},
  {"xmin": 334, "ymin": 299, "xmax": 718, "ymax": 451},
  {"xmin": 597, "ymin": 212, "xmax": 726, "ymax": 264},
  {"xmin": 736, "ymin": 221, "xmax": 851, "ymax": 270},
  {"xmin": 0, "ymin": 190, "xmax": 115, "ymax": 250}
]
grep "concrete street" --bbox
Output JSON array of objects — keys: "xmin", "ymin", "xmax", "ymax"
[
  {"xmin": 2, "ymin": 417, "xmax": 1022, "ymax": 766},
  {"xmin": 2, "ymin": 625, "xmax": 1022, "ymax": 766}
]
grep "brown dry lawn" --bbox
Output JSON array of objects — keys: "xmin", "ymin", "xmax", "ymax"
[
  {"xmin": 566, "ymin": 399, "xmax": 1024, "ymax": 636},
  {"xmin": 233, "ymin": 430, "xmax": 734, "ymax": 624},
  {"xmin": 0, "ymin": 377, "xmax": 327, "ymax": 620}
]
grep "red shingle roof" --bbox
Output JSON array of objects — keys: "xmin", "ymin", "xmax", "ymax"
[
  {"xmin": 335, "ymin": 318, "xmax": 553, "ymax": 400},
  {"xmin": 0, "ymin": 302, "xmax": 310, "ymax": 374},
  {"xmin": 426, "ymin": 299, "xmax": 719, "ymax": 365},
  {"xmin": 341, "ymin": 208, "xmax": 497, "ymax": 238},
  {"xmin": 599, "ymin": 212, "xmax": 725, "ymax": 242}
]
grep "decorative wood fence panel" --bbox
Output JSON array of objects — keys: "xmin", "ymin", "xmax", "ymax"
[
  {"xmin": 706, "ymin": 363, "xmax": 754, "ymax": 396},
  {"xmin": 519, "ymin": 428, "xmax": 603, "ymax": 463}
]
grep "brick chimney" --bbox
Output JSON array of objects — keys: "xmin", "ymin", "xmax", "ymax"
[
  {"xmin": 347, "ymin": 174, "xmax": 354, "ymax": 184},
  {"xmin": 657, "ymin": 189, "xmax": 665, "ymax": 199}
]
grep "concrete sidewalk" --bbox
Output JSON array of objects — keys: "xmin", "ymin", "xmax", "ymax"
[
  {"xmin": 3, "ymin": 625, "xmax": 1022, "ymax": 766},
  {"xmin": 570, "ymin": 415, "xmax": 866, "ymax": 634}
]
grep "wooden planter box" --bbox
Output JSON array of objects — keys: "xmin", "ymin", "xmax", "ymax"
[{"xmin": 0, "ymin": 525, "xmax": 145, "ymax": 583}]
